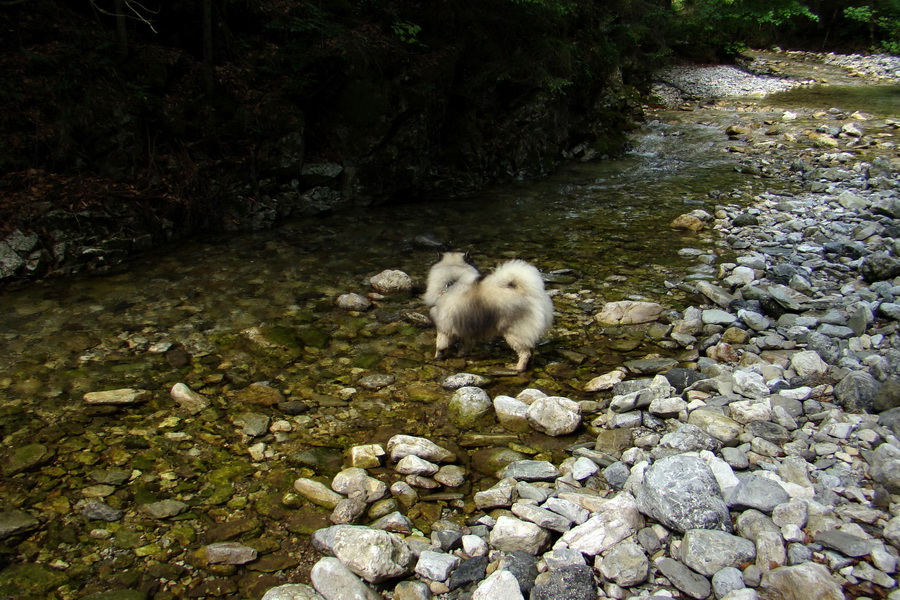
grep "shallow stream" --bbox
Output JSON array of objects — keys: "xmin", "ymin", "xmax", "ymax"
[{"xmin": 0, "ymin": 80, "xmax": 897, "ymax": 598}]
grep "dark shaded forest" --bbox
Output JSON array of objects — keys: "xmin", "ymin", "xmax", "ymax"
[{"xmin": 0, "ymin": 0, "xmax": 897, "ymax": 280}]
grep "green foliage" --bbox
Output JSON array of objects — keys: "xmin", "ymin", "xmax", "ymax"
[
  {"xmin": 391, "ymin": 20, "xmax": 422, "ymax": 45},
  {"xmin": 844, "ymin": 3, "xmax": 900, "ymax": 53},
  {"xmin": 669, "ymin": 0, "xmax": 819, "ymax": 58}
]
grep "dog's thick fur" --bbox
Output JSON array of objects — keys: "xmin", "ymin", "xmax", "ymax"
[{"xmin": 424, "ymin": 252, "xmax": 553, "ymax": 371}]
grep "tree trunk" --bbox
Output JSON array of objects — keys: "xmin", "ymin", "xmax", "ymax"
[{"xmin": 114, "ymin": 0, "xmax": 128, "ymax": 59}]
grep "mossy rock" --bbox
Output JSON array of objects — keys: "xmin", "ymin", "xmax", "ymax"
[{"xmin": 0, "ymin": 563, "xmax": 69, "ymax": 597}]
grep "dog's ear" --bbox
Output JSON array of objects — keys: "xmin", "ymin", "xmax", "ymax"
[{"xmin": 464, "ymin": 252, "xmax": 475, "ymax": 266}]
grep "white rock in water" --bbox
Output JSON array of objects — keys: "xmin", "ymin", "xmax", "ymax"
[
  {"xmin": 261, "ymin": 583, "xmax": 325, "ymax": 600},
  {"xmin": 526, "ymin": 396, "xmax": 581, "ymax": 436},
  {"xmin": 294, "ymin": 478, "xmax": 344, "ymax": 509},
  {"xmin": 331, "ymin": 468, "xmax": 387, "ymax": 503},
  {"xmin": 205, "ymin": 541, "xmax": 258, "ymax": 565},
  {"xmin": 310, "ymin": 557, "xmax": 380, "ymax": 600},
  {"xmin": 312, "ymin": 525, "xmax": 414, "ymax": 583},
  {"xmin": 595, "ymin": 301, "xmax": 663, "ymax": 325},
  {"xmin": 584, "ymin": 369, "xmax": 626, "ymax": 392},
  {"xmin": 335, "ymin": 293, "xmax": 372, "ymax": 311},
  {"xmin": 395, "ymin": 455, "xmax": 439, "ymax": 476},
  {"xmin": 493, "ymin": 395, "xmax": 530, "ymax": 433},
  {"xmin": 170, "ymin": 383, "xmax": 210, "ymax": 415},
  {"xmin": 369, "ymin": 269, "xmax": 413, "ymax": 293},
  {"xmin": 387, "ymin": 434, "xmax": 455, "ymax": 463},
  {"xmin": 84, "ymin": 388, "xmax": 150, "ymax": 405}
]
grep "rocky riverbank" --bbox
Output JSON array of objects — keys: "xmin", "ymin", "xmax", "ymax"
[{"xmin": 255, "ymin": 56, "xmax": 900, "ymax": 599}]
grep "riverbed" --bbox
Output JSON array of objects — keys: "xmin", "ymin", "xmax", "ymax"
[{"xmin": 0, "ymin": 52, "xmax": 898, "ymax": 598}]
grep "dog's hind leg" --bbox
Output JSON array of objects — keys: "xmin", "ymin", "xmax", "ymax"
[{"xmin": 505, "ymin": 334, "xmax": 533, "ymax": 372}]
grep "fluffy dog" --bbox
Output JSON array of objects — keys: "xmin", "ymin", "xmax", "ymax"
[{"xmin": 424, "ymin": 252, "xmax": 553, "ymax": 371}]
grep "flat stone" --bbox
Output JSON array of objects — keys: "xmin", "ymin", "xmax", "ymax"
[
  {"xmin": 206, "ymin": 542, "xmax": 258, "ymax": 565},
  {"xmin": 0, "ymin": 510, "xmax": 39, "ymax": 538},
  {"xmin": 138, "ymin": 499, "xmax": 188, "ymax": 519},
  {"xmin": 500, "ymin": 460, "xmax": 559, "ymax": 481},
  {"xmin": 813, "ymin": 530, "xmax": 873, "ymax": 557},
  {"xmin": 294, "ymin": 478, "xmax": 344, "ymax": 509},
  {"xmin": 655, "ymin": 558, "xmax": 712, "ymax": 600},
  {"xmin": 726, "ymin": 475, "xmax": 790, "ymax": 514},
  {"xmin": 83, "ymin": 388, "xmax": 150, "ymax": 405}
]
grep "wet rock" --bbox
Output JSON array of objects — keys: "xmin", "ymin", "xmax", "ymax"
[
  {"xmin": 83, "ymin": 388, "xmax": 150, "ymax": 405},
  {"xmin": 312, "ymin": 525, "xmax": 414, "ymax": 583},
  {"xmin": 310, "ymin": 557, "xmax": 380, "ymax": 600},
  {"xmin": 80, "ymin": 500, "xmax": 123, "ymax": 522},
  {"xmin": 493, "ymin": 395, "xmax": 531, "ymax": 432},
  {"xmin": 526, "ymin": 396, "xmax": 581, "ymax": 436},
  {"xmin": 595, "ymin": 301, "xmax": 663, "ymax": 325},
  {"xmin": 294, "ymin": 478, "xmax": 344, "ymax": 509},
  {"xmin": 138, "ymin": 499, "xmax": 189, "ymax": 519},
  {"xmin": 261, "ymin": 584, "xmax": 325, "ymax": 600},
  {"xmin": 0, "ymin": 510, "xmax": 39, "ymax": 538},
  {"xmin": 3, "ymin": 443, "xmax": 55, "ymax": 476},
  {"xmin": 387, "ymin": 435, "xmax": 455, "ymax": 463},
  {"xmin": 170, "ymin": 382, "xmax": 210, "ymax": 415},
  {"xmin": 448, "ymin": 386, "xmax": 493, "ymax": 429},
  {"xmin": 206, "ymin": 541, "xmax": 258, "ymax": 564},
  {"xmin": 369, "ymin": 269, "xmax": 413, "ymax": 293},
  {"xmin": 442, "ymin": 372, "xmax": 489, "ymax": 390},
  {"xmin": 233, "ymin": 412, "xmax": 271, "ymax": 437},
  {"xmin": 346, "ymin": 444, "xmax": 385, "ymax": 469},
  {"xmin": 336, "ymin": 293, "xmax": 372, "ymax": 311},
  {"xmin": 638, "ymin": 454, "xmax": 731, "ymax": 533}
]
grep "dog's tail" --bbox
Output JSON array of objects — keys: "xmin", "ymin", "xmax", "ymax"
[{"xmin": 483, "ymin": 259, "xmax": 547, "ymax": 298}]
